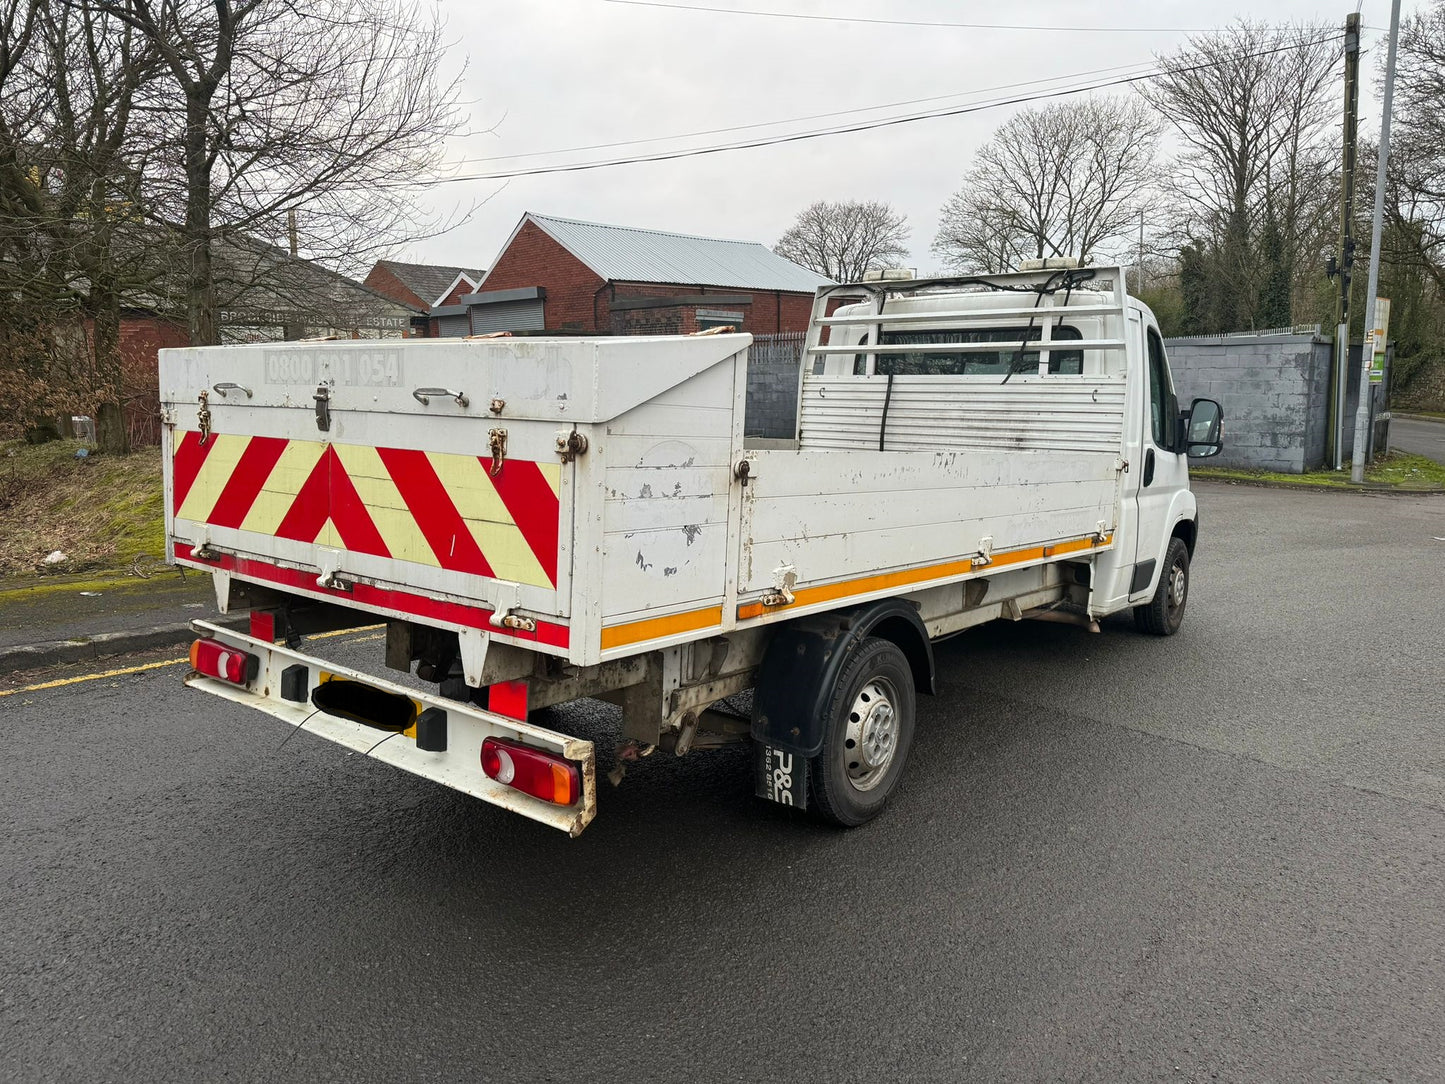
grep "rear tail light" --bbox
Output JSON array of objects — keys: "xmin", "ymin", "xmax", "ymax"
[
  {"xmin": 481, "ymin": 737, "xmax": 580, "ymax": 806},
  {"xmin": 189, "ymin": 639, "xmax": 260, "ymax": 685}
]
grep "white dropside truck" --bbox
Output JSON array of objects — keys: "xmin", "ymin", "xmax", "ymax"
[{"xmin": 160, "ymin": 265, "xmax": 1223, "ymax": 836}]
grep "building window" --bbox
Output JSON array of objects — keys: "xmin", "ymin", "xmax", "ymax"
[{"xmin": 696, "ymin": 308, "xmax": 745, "ymax": 331}]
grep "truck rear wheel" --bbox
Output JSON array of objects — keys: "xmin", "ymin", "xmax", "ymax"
[
  {"xmin": 809, "ymin": 637, "xmax": 916, "ymax": 827},
  {"xmin": 1133, "ymin": 536, "xmax": 1189, "ymax": 636}
]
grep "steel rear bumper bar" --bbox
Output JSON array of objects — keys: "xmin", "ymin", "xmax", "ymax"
[{"xmin": 185, "ymin": 620, "xmax": 597, "ymax": 836}]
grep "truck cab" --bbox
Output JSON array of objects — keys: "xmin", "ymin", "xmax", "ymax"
[{"xmin": 813, "ymin": 264, "xmax": 1221, "ymax": 633}]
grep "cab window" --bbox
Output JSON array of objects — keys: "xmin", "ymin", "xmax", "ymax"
[
  {"xmin": 862, "ymin": 325, "xmax": 1084, "ymax": 376},
  {"xmin": 1145, "ymin": 328, "xmax": 1172, "ymax": 448}
]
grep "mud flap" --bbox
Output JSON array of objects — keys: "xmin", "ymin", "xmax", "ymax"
[{"xmin": 754, "ymin": 741, "xmax": 808, "ymax": 808}]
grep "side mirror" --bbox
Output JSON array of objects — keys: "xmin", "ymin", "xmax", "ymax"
[{"xmin": 1185, "ymin": 398, "xmax": 1223, "ymax": 458}]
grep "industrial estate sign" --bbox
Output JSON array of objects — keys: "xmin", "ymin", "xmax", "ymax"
[{"xmin": 219, "ymin": 307, "xmax": 411, "ymax": 331}]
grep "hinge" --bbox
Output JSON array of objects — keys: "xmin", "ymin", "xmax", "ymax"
[{"xmin": 489, "ymin": 608, "xmax": 537, "ymax": 633}]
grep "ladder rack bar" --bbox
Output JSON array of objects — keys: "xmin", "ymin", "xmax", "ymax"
[
  {"xmin": 814, "ymin": 303, "xmax": 1123, "ymax": 326},
  {"xmin": 807, "ymin": 339, "xmax": 1127, "ymax": 356}
]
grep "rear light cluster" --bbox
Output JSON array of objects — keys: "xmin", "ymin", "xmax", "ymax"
[
  {"xmin": 481, "ymin": 737, "xmax": 579, "ymax": 806},
  {"xmin": 189, "ymin": 639, "xmax": 259, "ymax": 685}
]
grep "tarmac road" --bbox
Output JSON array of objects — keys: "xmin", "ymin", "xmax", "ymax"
[
  {"xmin": 1390, "ymin": 414, "xmax": 1445, "ymax": 465},
  {"xmin": 2, "ymin": 483, "xmax": 1444, "ymax": 1083}
]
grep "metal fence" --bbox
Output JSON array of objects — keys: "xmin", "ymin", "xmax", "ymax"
[{"xmin": 745, "ymin": 332, "xmax": 806, "ymax": 439}]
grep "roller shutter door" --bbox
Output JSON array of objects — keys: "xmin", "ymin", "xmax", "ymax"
[
  {"xmin": 437, "ymin": 314, "xmax": 470, "ymax": 338},
  {"xmin": 470, "ymin": 299, "xmax": 545, "ymax": 334}
]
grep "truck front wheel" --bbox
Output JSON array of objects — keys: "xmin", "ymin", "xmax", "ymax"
[
  {"xmin": 1134, "ymin": 536, "xmax": 1190, "ymax": 636},
  {"xmin": 809, "ymin": 637, "xmax": 916, "ymax": 827}
]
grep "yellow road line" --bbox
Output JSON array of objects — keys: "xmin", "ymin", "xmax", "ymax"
[
  {"xmin": 1, "ymin": 657, "xmax": 188, "ymax": 696},
  {"xmin": 0, "ymin": 624, "xmax": 387, "ymax": 698}
]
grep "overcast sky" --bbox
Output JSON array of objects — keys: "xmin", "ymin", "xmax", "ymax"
[{"xmin": 403, "ymin": 0, "xmax": 1415, "ymax": 276}]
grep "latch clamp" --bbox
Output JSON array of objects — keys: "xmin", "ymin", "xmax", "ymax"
[
  {"xmin": 314, "ymin": 384, "xmax": 332, "ymax": 432},
  {"xmin": 488, "ymin": 427, "xmax": 507, "ymax": 476},
  {"xmin": 556, "ymin": 428, "xmax": 587, "ymax": 464}
]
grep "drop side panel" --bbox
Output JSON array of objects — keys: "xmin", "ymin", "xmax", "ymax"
[{"xmin": 595, "ymin": 351, "xmax": 744, "ymax": 656}]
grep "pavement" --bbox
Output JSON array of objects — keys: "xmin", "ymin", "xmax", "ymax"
[
  {"xmin": 0, "ymin": 572, "xmax": 227, "ymax": 670},
  {"xmin": 3, "ymin": 481, "xmax": 1444, "ymax": 1082},
  {"xmin": 1390, "ymin": 413, "xmax": 1445, "ymax": 465}
]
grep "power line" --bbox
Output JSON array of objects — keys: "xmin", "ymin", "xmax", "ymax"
[
  {"xmin": 602, "ymin": 0, "xmax": 1222, "ymax": 34},
  {"xmin": 403, "ymin": 33, "xmax": 1342, "ymax": 188},
  {"xmin": 445, "ymin": 58, "xmax": 1159, "ymax": 167}
]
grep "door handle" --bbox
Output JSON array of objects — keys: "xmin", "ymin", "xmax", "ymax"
[
  {"xmin": 413, "ymin": 387, "xmax": 469, "ymax": 408},
  {"xmin": 1143, "ymin": 448, "xmax": 1156, "ymax": 487}
]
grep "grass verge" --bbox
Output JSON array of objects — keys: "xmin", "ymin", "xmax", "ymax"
[
  {"xmin": 0, "ymin": 440, "xmax": 166, "ymax": 577},
  {"xmin": 1193, "ymin": 451, "xmax": 1445, "ymax": 492}
]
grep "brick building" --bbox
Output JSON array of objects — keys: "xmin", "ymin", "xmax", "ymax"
[
  {"xmin": 364, "ymin": 260, "xmax": 484, "ymax": 324},
  {"xmin": 431, "ymin": 212, "xmax": 830, "ymax": 338}
]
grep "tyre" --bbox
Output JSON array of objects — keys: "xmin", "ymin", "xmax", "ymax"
[
  {"xmin": 1133, "ymin": 535, "xmax": 1190, "ymax": 636},
  {"xmin": 808, "ymin": 637, "xmax": 916, "ymax": 827}
]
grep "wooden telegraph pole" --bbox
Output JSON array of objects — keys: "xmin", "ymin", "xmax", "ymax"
[{"xmin": 1329, "ymin": 11, "xmax": 1361, "ymax": 469}]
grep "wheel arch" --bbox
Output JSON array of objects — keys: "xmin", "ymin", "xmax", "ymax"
[
  {"xmin": 868, "ymin": 612, "xmax": 934, "ymax": 697},
  {"xmin": 1172, "ymin": 516, "xmax": 1197, "ymax": 558},
  {"xmin": 751, "ymin": 598, "xmax": 934, "ymax": 759}
]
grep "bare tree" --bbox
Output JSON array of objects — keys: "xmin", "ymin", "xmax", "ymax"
[
  {"xmin": 1386, "ymin": 1, "xmax": 1445, "ymax": 293},
  {"xmin": 0, "ymin": 0, "xmax": 162, "ymax": 449},
  {"xmin": 1141, "ymin": 22, "xmax": 1338, "ymax": 330},
  {"xmin": 774, "ymin": 200, "xmax": 910, "ymax": 282},
  {"xmin": 42, "ymin": 0, "xmax": 160, "ymax": 450},
  {"xmin": 101, "ymin": 0, "xmax": 463, "ymax": 345},
  {"xmin": 932, "ymin": 96, "xmax": 1162, "ymax": 273}
]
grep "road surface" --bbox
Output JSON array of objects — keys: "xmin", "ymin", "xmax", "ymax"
[
  {"xmin": 3, "ymin": 483, "xmax": 1443, "ymax": 1083},
  {"xmin": 1390, "ymin": 414, "xmax": 1445, "ymax": 464}
]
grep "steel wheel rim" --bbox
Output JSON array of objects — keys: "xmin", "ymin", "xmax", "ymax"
[
  {"xmin": 843, "ymin": 677, "xmax": 900, "ymax": 792},
  {"xmin": 1168, "ymin": 560, "xmax": 1187, "ymax": 610}
]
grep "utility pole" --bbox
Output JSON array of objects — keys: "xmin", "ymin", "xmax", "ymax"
[
  {"xmin": 1350, "ymin": 0, "xmax": 1403, "ymax": 483},
  {"xmin": 285, "ymin": 208, "xmax": 302, "ymax": 340},
  {"xmin": 1328, "ymin": 11, "xmax": 1361, "ymax": 470},
  {"xmin": 1137, "ymin": 209, "xmax": 1145, "ymax": 296}
]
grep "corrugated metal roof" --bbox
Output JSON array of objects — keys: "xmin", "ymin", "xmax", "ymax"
[{"xmin": 526, "ymin": 213, "xmax": 832, "ymax": 293}]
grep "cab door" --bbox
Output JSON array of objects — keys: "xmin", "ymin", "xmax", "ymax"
[{"xmin": 1130, "ymin": 324, "xmax": 1187, "ymax": 599}]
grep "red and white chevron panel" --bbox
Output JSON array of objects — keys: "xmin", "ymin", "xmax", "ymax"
[{"xmin": 171, "ymin": 432, "xmax": 562, "ymax": 590}]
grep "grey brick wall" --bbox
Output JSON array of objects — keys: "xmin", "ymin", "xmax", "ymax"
[{"xmin": 1166, "ymin": 333, "xmax": 1343, "ymax": 472}]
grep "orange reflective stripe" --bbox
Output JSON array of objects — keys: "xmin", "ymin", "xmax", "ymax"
[
  {"xmin": 600, "ymin": 605, "xmax": 724, "ymax": 651},
  {"xmin": 736, "ymin": 533, "xmax": 1111, "ymax": 621}
]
